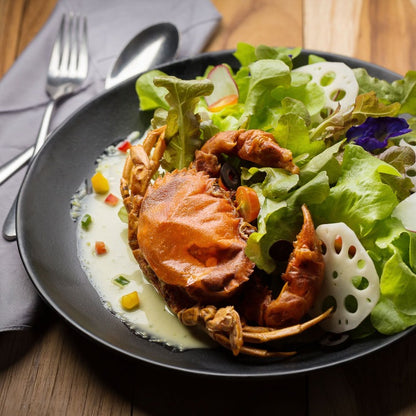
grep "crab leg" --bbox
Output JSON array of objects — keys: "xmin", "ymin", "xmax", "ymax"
[
  {"xmin": 179, "ymin": 305, "xmax": 296, "ymax": 357},
  {"xmin": 178, "ymin": 304, "xmax": 331, "ymax": 356},
  {"xmin": 120, "ymin": 126, "xmax": 166, "ymax": 252},
  {"xmin": 212, "ymin": 333, "xmax": 297, "ymax": 358},
  {"xmin": 242, "ymin": 307, "xmax": 332, "ymax": 344},
  {"xmin": 121, "ymin": 126, "xmax": 166, "ymax": 202}
]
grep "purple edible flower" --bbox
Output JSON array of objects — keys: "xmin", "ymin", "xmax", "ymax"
[{"xmin": 346, "ymin": 117, "xmax": 411, "ymax": 152}]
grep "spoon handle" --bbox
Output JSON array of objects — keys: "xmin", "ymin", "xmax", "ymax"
[{"xmin": 2, "ymin": 197, "xmax": 17, "ymax": 241}]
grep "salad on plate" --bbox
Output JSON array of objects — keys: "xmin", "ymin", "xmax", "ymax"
[{"xmin": 87, "ymin": 43, "xmax": 416, "ymax": 357}]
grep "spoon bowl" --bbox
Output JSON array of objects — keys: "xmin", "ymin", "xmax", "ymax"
[{"xmin": 105, "ymin": 22, "xmax": 179, "ymax": 89}]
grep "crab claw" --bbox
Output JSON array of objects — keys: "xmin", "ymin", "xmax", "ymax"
[
  {"xmin": 193, "ymin": 129, "xmax": 299, "ymax": 177},
  {"xmin": 262, "ymin": 204, "xmax": 325, "ymax": 328},
  {"xmin": 178, "ymin": 305, "xmax": 243, "ymax": 355},
  {"xmin": 240, "ymin": 205, "xmax": 326, "ymax": 329},
  {"xmin": 264, "ymin": 205, "xmax": 325, "ymax": 328}
]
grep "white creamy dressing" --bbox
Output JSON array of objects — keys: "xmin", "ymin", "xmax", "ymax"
[{"xmin": 74, "ymin": 140, "xmax": 213, "ymax": 351}]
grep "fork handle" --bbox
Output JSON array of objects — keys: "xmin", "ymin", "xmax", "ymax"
[
  {"xmin": 0, "ymin": 101, "xmax": 55, "ymax": 186},
  {"xmin": 0, "ymin": 146, "xmax": 34, "ymax": 186},
  {"xmin": 2, "ymin": 101, "xmax": 55, "ymax": 241}
]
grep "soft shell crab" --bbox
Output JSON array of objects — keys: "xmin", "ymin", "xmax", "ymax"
[{"xmin": 121, "ymin": 126, "xmax": 331, "ymax": 356}]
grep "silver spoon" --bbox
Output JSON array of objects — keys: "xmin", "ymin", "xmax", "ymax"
[
  {"xmin": 2, "ymin": 22, "xmax": 179, "ymax": 241},
  {"xmin": 0, "ymin": 22, "xmax": 179, "ymax": 188},
  {"xmin": 105, "ymin": 22, "xmax": 179, "ymax": 88}
]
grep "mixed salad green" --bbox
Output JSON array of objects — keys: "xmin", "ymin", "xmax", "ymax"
[{"xmin": 135, "ymin": 43, "xmax": 416, "ymax": 339}]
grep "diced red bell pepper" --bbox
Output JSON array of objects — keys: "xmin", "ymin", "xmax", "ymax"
[
  {"xmin": 117, "ymin": 140, "xmax": 132, "ymax": 153},
  {"xmin": 104, "ymin": 193, "xmax": 119, "ymax": 206},
  {"xmin": 95, "ymin": 241, "xmax": 107, "ymax": 255}
]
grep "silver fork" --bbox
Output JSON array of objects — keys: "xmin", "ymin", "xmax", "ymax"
[{"xmin": 2, "ymin": 13, "xmax": 89, "ymax": 241}]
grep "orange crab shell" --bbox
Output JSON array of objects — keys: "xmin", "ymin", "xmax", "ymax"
[{"xmin": 136, "ymin": 168, "xmax": 255, "ymax": 303}]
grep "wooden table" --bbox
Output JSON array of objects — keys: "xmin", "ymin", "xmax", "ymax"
[{"xmin": 1, "ymin": 0, "xmax": 416, "ymax": 414}]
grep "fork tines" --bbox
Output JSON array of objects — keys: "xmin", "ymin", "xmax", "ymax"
[{"xmin": 49, "ymin": 13, "xmax": 88, "ymax": 79}]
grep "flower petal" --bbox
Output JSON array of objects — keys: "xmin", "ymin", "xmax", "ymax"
[{"xmin": 346, "ymin": 117, "xmax": 411, "ymax": 152}]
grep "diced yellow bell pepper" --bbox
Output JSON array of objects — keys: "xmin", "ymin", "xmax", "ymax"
[
  {"xmin": 121, "ymin": 291, "xmax": 140, "ymax": 310},
  {"xmin": 91, "ymin": 172, "xmax": 110, "ymax": 194}
]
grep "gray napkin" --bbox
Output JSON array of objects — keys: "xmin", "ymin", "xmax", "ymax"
[{"xmin": 0, "ymin": 0, "xmax": 221, "ymax": 331}]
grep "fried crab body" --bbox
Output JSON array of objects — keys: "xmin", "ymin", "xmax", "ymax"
[
  {"xmin": 121, "ymin": 126, "xmax": 330, "ymax": 356},
  {"xmin": 137, "ymin": 168, "xmax": 254, "ymax": 304}
]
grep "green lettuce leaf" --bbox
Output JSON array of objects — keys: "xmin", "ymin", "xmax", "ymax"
[
  {"xmin": 233, "ymin": 43, "xmax": 300, "ymax": 68},
  {"xmin": 135, "ymin": 70, "xmax": 169, "ymax": 110},
  {"xmin": 272, "ymin": 113, "xmax": 325, "ymax": 158},
  {"xmin": 299, "ymin": 140, "xmax": 343, "ymax": 185},
  {"xmin": 397, "ymin": 117, "xmax": 416, "ymax": 145},
  {"xmin": 242, "ymin": 166, "xmax": 299, "ymax": 201},
  {"xmin": 308, "ymin": 54, "xmax": 327, "ymax": 64},
  {"xmin": 379, "ymin": 250, "xmax": 416, "ymax": 315},
  {"xmin": 371, "ymin": 296, "xmax": 416, "ymax": 335},
  {"xmin": 352, "ymin": 91, "xmax": 400, "ymax": 122},
  {"xmin": 271, "ymin": 72, "xmax": 326, "ymax": 120},
  {"xmin": 354, "ymin": 68, "xmax": 416, "ymax": 114},
  {"xmin": 254, "ymin": 45, "xmax": 301, "ymax": 69},
  {"xmin": 361, "ymin": 212, "xmax": 416, "ymax": 335},
  {"xmin": 380, "ymin": 145, "xmax": 416, "ymax": 172},
  {"xmin": 371, "ymin": 246, "xmax": 416, "ymax": 334},
  {"xmin": 233, "ymin": 42, "xmax": 257, "ymax": 67},
  {"xmin": 379, "ymin": 146, "xmax": 415, "ymax": 201},
  {"xmin": 241, "ymin": 59, "xmax": 291, "ymax": 127},
  {"xmin": 311, "ymin": 144, "xmax": 400, "ymax": 238},
  {"xmin": 152, "ymin": 75, "xmax": 214, "ymax": 170}
]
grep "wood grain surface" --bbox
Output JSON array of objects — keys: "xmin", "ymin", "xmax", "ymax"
[{"xmin": 1, "ymin": 0, "xmax": 416, "ymax": 415}]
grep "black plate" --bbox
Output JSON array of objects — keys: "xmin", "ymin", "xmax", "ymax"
[{"xmin": 17, "ymin": 50, "xmax": 414, "ymax": 378}]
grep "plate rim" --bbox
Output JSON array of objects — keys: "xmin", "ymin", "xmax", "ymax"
[{"xmin": 16, "ymin": 48, "xmax": 414, "ymax": 378}]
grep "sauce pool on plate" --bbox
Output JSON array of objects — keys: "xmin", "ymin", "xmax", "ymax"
[{"xmin": 72, "ymin": 138, "xmax": 213, "ymax": 351}]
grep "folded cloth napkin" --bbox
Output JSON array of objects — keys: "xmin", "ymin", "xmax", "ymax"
[{"xmin": 0, "ymin": 0, "xmax": 221, "ymax": 331}]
